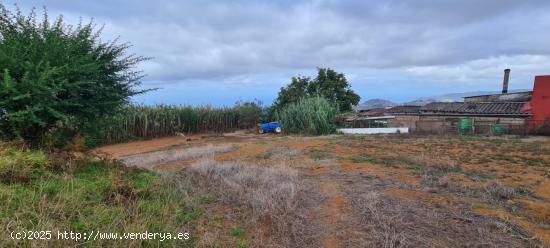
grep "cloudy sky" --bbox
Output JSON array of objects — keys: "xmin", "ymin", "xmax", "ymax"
[{"xmin": 11, "ymin": 0, "xmax": 550, "ymax": 106}]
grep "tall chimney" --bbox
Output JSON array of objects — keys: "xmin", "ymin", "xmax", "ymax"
[{"xmin": 502, "ymin": 68, "xmax": 510, "ymax": 94}]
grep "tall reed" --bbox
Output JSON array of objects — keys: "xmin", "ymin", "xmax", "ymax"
[
  {"xmin": 93, "ymin": 103, "xmax": 261, "ymax": 145},
  {"xmin": 276, "ymin": 96, "xmax": 338, "ymax": 135}
]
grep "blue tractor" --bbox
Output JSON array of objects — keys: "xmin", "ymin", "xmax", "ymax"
[{"xmin": 258, "ymin": 121, "xmax": 281, "ymax": 134}]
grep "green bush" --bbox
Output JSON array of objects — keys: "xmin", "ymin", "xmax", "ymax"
[
  {"xmin": 276, "ymin": 96, "xmax": 338, "ymax": 135},
  {"xmin": 0, "ymin": 146, "xmax": 50, "ymax": 184},
  {"xmin": 0, "ymin": 5, "xmax": 147, "ymax": 145}
]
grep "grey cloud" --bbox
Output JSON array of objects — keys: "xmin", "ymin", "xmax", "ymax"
[{"xmin": 10, "ymin": 0, "xmax": 550, "ymax": 84}]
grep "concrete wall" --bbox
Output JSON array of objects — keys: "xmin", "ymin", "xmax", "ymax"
[
  {"xmin": 414, "ymin": 116, "xmax": 526, "ymax": 134},
  {"xmin": 415, "ymin": 116, "xmax": 458, "ymax": 134},
  {"xmin": 388, "ymin": 116, "xmax": 419, "ymax": 129},
  {"xmin": 338, "ymin": 128, "xmax": 409, "ymax": 134}
]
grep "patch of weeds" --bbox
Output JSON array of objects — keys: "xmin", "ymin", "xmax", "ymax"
[
  {"xmin": 489, "ymin": 139, "xmax": 506, "ymax": 147},
  {"xmin": 308, "ymin": 149, "xmax": 330, "ymax": 160},
  {"xmin": 256, "ymin": 150, "xmax": 273, "ymax": 160},
  {"xmin": 407, "ymin": 163, "xmax": 424, "ymax": 172},
  {"xmin": 212, "ymin": 214, "xmax": 224, "ymax": 221},
  {"xmin": 504, "ymin": 202, "xmax": 525, "ymax": 214},
  {"xmin": 523, "ymin": 157, "xmax": 548, "ymax": 167},
  {"xmin": 237, "ymin": 239, "xmax": 249, "ymax": 248},
  {"xmin": 457, "ymin": 154, "xmax": 472, "ymax": 164},
  {"xmin": 125, "ymin": 171, "xmax": 159, "ymax": 191},
  {"xmin": 482, "ymin": 183, "xmax": 532, "ymax": 210},
  {"xmin": 177, "ymin": 209, "xmax": 204, "ymax": 224},
  {"xmin": 489, "ymin": 138, "xmax": 521, "ymax": 146},
  {"xmin": 455, "ymin": 135, "xmax": 481, "ymax": 142},
  {"xmin": 421, "ymin": 171, "xmax": 451, "ymax": 188},
  {"xmin": 105, "ymin": 182, "xmax": 137, "ymax": 205},
  {"xmin": 476, "ymin": 157, "xmax": 493, "ymax": 164},
  {"xmin": 230, "ymin": 225, "xmax": 245, "ymax": 237},
  {"xmin": 40, "ymin": 180, "xmax": 63, "ymax": 197},
  {"xmin": 236, "ymin": 208, "xmax": 247, "ymax": 221},
  {"xmin": 471, "ymin": 202, "xmax": 491, "ymax": 210},
  {"xmin": 465, "ymin": 171, "xmax": 494, "ymax": 181},
  {"xmin": 497, "ymin": 154, "xmax": 516, "ymax": 163},
  {"xmin": 199, "ymin": 194, "xmax": 216, "ymax": 204},
  {"xmin": 514, "ymin": 186, "xmax": 533, "ymax": 196},
  {"xmin": 406, "ymin": 155, "xmax": 462, "ymax": 173},
  {"xmin": 0, "ymin": 147, "xmax": 50, "ymax": 184},
  {"xmin": 1, "ymin": 145, "xmax": 200, "ymax": 247},
  {"xmin": 349, "ymin": 155, "xmax": 382, "ymax": 164}
]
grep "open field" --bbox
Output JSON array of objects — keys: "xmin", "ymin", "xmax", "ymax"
[{"xmin": 95, "ymin": 132, "xmax": 550, "ymax": 247}]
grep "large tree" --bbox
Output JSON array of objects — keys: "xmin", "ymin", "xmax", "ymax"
[
  {"xmin": 273, "ymin": 76, "xmax": 311, "ymax": 108},
  {"xmin": 0, "ymin": 5, "xmax": 148, "ymax": 144},
  {"xmin": 273, "ymin": 68, "xmax": 360, "ymax": 112}
]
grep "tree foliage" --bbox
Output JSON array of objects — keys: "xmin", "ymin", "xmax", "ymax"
[
  {"xmin": 0, "ymin": 5, "xmax": 148, "ymax": 144},
  {"xmin": 273, "ymin": 68, "xmax": 360, "ymax": 113}
]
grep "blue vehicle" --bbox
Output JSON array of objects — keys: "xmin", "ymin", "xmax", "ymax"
[{"xmin": 258, "ymin": 121, "xmax": 281, "ymax": 134}]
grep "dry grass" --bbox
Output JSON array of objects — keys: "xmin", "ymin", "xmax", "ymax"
[
  {"xmin": 257, "ymin": 147, "xmax": 301, "ymax": 161},
  {"xmin": 120, "ymin": 144, "xmax": 235, "ymax": 169},
  {"xmin": 174, "ymin": 158, "xmax": 321, "ymax": 247},
  {"xmin": 421, "ymin": 172, "xmax": 454, "ymax": 188},
  {"xmin": 347, "ymin": 191, "xmax": 543, "ymax": 248},
  {"xmin": 90, "ymin": 133, "xmax": 550, "ymax": 246},
  {"xmin": 350, "ymin": 192, "xmax": 407, "ymax": 248},
  {"xmin": 484, "ymin": 182, "xmax": 518, "ymax": 201},
  {"xmin": 406, "ymin": 154, "xmax": 461, "ymax": 173},
  {"xmin": 183, "ymin": 159, "xmax": 299, "ymax": 216}
]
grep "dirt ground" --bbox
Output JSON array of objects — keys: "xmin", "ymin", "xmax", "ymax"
[{"xmin": 95, "ymin": 132, "xmax": 550, "ymax": 247}]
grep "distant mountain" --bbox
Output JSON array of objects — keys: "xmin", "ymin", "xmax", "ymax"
[
  {"xmin": 403, "ymin": 89, "xmax": 530, "ymax": 106},
  {"xmin": 356, "ymin": 98, "xmax": 397, "ymax": 110},
  {"xmin": 356, "ymin": 89, "xmax": 531, "ymax": 110}
]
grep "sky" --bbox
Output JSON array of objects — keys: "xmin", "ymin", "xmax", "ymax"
[{"xmin": 9, "ymin": 0, "xmax": 550, "ymax": 106}]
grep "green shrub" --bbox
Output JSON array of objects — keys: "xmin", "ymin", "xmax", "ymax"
[
  {"xmin": 0, "ymin": 5, "xmax": 147, "ymax": 145},
  {"xmin": 276, "ymin": 96, "xmax": 338, "ymax": 135},
  {"xmin": 231, "ymin": 225, "xmax": 245, "ymax": 237},
  {"xmin": 0, "ymin": 147, "xmax": 50, "ymax": 184}
]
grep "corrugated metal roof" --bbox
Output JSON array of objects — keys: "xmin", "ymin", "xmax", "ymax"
[
  {"xmin": 463, "ymin": 91, "xmax": 532, "ymax": 98},
  {"xmin": 385, "ymin": 105, "xmax": 422, "ymax": 114},
  {"xmin": 420, "ymin": 102, "xmax": 530, "ymax": 116}
]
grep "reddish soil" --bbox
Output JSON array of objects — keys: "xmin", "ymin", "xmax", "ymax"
[
  {"xmin": 94, "ymin": 136, "xmax": 195, "ymax": 158},
  {"xmin": 95, "ymin": 133, "xmax": 550, "ymax": 247}
]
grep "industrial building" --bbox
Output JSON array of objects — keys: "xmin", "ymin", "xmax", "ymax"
[{"xmin": 344, "ymin": 69, "xmax": 550, "ymax": 135}]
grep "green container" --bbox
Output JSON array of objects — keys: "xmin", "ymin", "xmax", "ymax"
[
  {"xmin": 491, "ymin": 124, "xmax": 507, "ymax": 136},
  {"xmin": 459, "ymin": 118, "xmax": 473, "ymax": 134}
]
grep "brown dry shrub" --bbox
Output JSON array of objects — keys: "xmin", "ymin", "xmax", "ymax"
[
  {"xmin": 407, "ymin": 154, "xmax": 461, "ymax": 172},
  {"xmin": 483, "ymin": 182, "xmax": 518, "ymax": 202},
  {"xmin": 105, "ymin": 183, "xmax": 138, "ymax": 205},
  {"xmin": 175, "ymin": 159, "xmax": 321, "ymax": 247},
  {"xmin": 348, "ymin": 191, "xmax": 543, "ymax": 247}
]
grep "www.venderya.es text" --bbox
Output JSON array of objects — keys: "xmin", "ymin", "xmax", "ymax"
[{"xmin": 10, "ymin": 230, "xmax": 190, "ymax": 242}]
